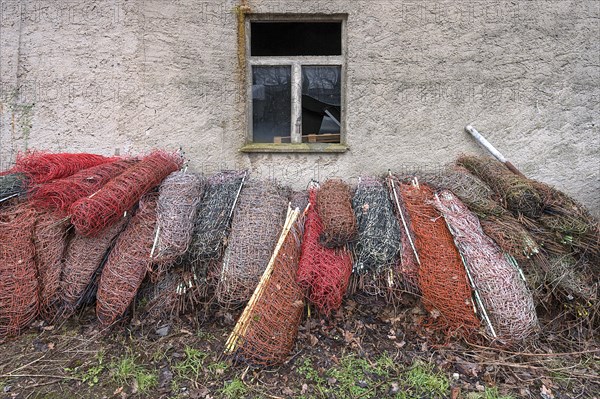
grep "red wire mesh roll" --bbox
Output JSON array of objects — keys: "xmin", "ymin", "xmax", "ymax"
[
  {"xmin": 316, "ymin": 179, "xmax": 357, "ymax": 247},
  {"xmin": 216, "ymin": 181, "xmax": 289, "ymax": 305},
  {"xmin": 399, "ymin": 182, "xmax": 480, "ymax": 334},
  {"xmin": 33, "ymin": 210, "xmax": 69, "ymax": 320},
  {"xmin": 0, "ymin": 204, "xmax": 38, "ymax": 341},
  {"xmin": 60, "ymin": 216, "xmax": 129, "ymax": 317},
  {"xmin": 232, "ymin": 209, "xmax": 305, "ymax": 366},
  {"xmin": 434, "ymin": 190, "xmax": 538, "ymax": 342},
  {"xmin": 10, "ymin": 151, "xmax": 115, "ymax": 184},
  {"xmin": 70, "ymin": 151, "xmax": 182, "ymax": 237},
  {"xmin": 297, "ymin": 188, "xmax": 352, "ymax": 315},
  {"xmin": 96, "ymin": 193, "xmax": 159, "ymax": 326},
  {"xmin": 31, "ymin": 159, "xmax": 137, "ymax": 214}
]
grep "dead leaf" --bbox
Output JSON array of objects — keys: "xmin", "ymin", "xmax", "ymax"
[
  {"xmin": 540, "ymin": 385, "xmax": 554, "ymax": 399},
  {"xmin": 451, "ymin": 387, "xmax": 460, "ymax": 399},
  {"xmin": 309, "ymin": 334, "xmax": 318, "ymax": 346},
  {"xmin": 300, "ymin": 383, "xmax": 308, "ymax": 395}
]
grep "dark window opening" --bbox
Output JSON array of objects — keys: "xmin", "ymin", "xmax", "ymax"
[
  {"xmin": 252, "ymin": 66, "xmax": 292, "ymax": 143},
  {"xmin": 251, "ymin": 22, "xmax": 342, "ymax": 56},
  {"xmin": 301, "ymin": 66, "xmax": 341, "ymax": 138}
]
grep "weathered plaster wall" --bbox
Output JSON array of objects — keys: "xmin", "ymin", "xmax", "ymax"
[{"xmin": 1, "ymin": 0, "xmax": 598, "ymax": 214}]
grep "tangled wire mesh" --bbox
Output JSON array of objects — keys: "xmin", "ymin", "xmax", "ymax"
[
  {"xmin": 297, "ymin": 187, "xmax": 352, "ymax": 315},
  {"xmin": 60, "ymin": 216, "xmax": 129, "ymax": 318},
  {"xmin": 215, "ymin": 180, "xmax": 289, "ymax": 306},
  {"xmin": 352, "ymin": 177, "xmax": 401, "ymax": 275},
  {"xmin": 226, "ymin": 207, "xmax": 305, "ymax": 366},
  {"xmin": 433, "ymin": 190, "xmax": 539, "ymax": 342},
  {"xmin": 96, "ymin": 193, "xmax": 159, "ymax": 326},
  {"xmin": 316, "ymin": 179, "xmax": 357, "ymax": 248},
  {"xmin": 399, "ymin": 182, "xmax": 480, "ymax": 334},
  {"xmin": 153, "ymin": 171, "xmax": 205, "ymax": 269},
  {"xmin": 70, "ymin": 151, "xmax": 182, "ymax": 237},
  {"xmin": 33, "ymin": 210, "xmax": 70, "ymax": 320},
  {"xmin": 31, "ymin": 159, "xmax": 137, "ymax": 214},
  {"xmin": 9, "ymin": 151, "xmax": 115, "ymax": 184},
  {"xmin": 457, "ymin": 156, "xmax": 544, "ymax": 218},
  {"xmin": 0, "ymin": 204, "xmax": 38, "ymax": 341},
  {"xmin": 479, "ymin": 214, "xmax": 540, "ymax": 263},
  {"xmin": 0, "ymin": 173, "xmax": 28, "ymax": 202},
  {"xmin": 387, "ymin": 175, "xmax": 420, "ymax": 295}
]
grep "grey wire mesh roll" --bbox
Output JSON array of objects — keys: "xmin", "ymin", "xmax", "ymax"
[{"xmin": 0, "ymin": 173, "xmax": 28, "ymax": 202}]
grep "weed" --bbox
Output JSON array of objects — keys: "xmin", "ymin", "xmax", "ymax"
[
  {"xmin": 207, "ymin": 361, "xmax": 228, "ymax": 375},
  {"xmin": 405, "ymin": 361, "xmax": 449, "ymax": 398},
  {"xmin": 109, "ymin": 352, "xmax": 157, "ymax": 394},
  {"xmin": 171, "ymin": 346, "xmax": 208, "ymax": 381},
  {"xmin": 65, "ymin": 350, "xmax": 106, "ymax": 387},
  {"xmin": 135, "ymin": 371, "xmax": 158, "ymax": 393},
  {"xmin": 221, "ymin": 378, "xmax": 247, "ymax": 399},
  {"xmin": 467, "ymin": 387, "xmax": 515, "ymax": 399}
]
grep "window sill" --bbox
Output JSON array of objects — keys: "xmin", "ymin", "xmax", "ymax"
[{"xmin": 239, "ymin": 143, "xmax": 349, "ymax": 153}]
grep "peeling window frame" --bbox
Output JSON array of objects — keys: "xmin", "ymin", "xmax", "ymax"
[{"xmin": 241, "ymin": 14, "xmax": 348, "ymax": 153}]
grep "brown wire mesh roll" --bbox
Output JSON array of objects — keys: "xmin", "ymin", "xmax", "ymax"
[
  {"xmin": 228, "ymin": 208, "xmax": 305, "ymax": 366},
  {"xmin": 434, "ymin": 190, "xmax": 538, "ymax": 342},
  {"xmin": 154, "ymin": 171, "xmax": 205, "ymax": 267},
  {"xmin": 96, "ymin": 193, "xmax": 159, "ymax": 326},
  {"xmin": 0, "ymin": 204, "xmax": 38, "ymax": 341},
  {"xmin": 60, "ymin": 216, "xmax": 129, "ymax": 317},
  {"xmin": 479, "ymin": 214, "xmax": 540, "ymax": 263},
  {"xmin": 458, "ymin": 156, "xmax": 544, "ymax": 218},
  {"xmin": 215, "ymin": 180, "xmax": 289, "ymax": 306},
  {"xmin": 297, "ymin": 188, "xmax": 352, "ymax": 315},
  {"xmin": 33, "ymin": 210, "xmax": 70, "ymax": 320},
  {"xmin": 316, "ymin": 179, "xmax": 357, "ymax": 248},
  {"xmin": 400, "ymin": 182, "xmax": 480, "ymax": 334}
]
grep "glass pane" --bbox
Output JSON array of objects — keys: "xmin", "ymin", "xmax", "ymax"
[
  {"xmin": 251, "ymin": 22, "xmax": 342, "ymax": 56},
  {"xmin": 252, "ymin": 66, "xmax": 291, "ymax": 143},
  {"xmin": 301, "ymin": 66, "xmax": 341, "ymax": 141}
]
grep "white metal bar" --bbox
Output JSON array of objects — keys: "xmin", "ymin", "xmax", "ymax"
[
  {"xmin": 465, "ymin": 125, "xmax": 507, "ymax": 163},
  {"xmin": 249, "ymin": 56, "xmax": 343, "ymax": 65},
  {"xmin": 291, "ymin": 62, "xmax": 302, "ymax": 144}
]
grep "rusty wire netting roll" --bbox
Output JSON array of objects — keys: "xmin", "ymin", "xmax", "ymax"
[
  {"xmin": 227, "ymin": 207, "xmax": 305, "ymax": 366},
  {"xmin": 400, "ymin": 182, "xmax": 480, "ymax": 334},
  {"xmin": 297, "ymin": 188, "xmax": 352, "ymax": 315},
  {"xmin": 457, "ymin": 156, "xmax": 544, "ymax": 218},
  {"xmin": 479, "ymin": 214, "xmax": 540, "ymax": 263},
  {"xmin": 10, "ymin": 151, "xmax": 115, "ymax": 184},
  {"xmin": 0, "ymin": 173, "xmax": 28, "ymax": 202},
  {"xmin": 70, "ymin": 151, "xmax": 182, "ymax": 237},
  {"xmin": 434, "ymin": 190, "xmax": 539, "ymax": 342},
  {"xmin": 153, "ymin": 171, "xmax": 205, "ymax": 267},
  {"xmin": 215, "ymin": 180, "xmax": 288, "ymax": 306},
  {"xmin": 33, "ymin": 210, "xmax": 70, "ymax": 320},
  {"xmin": 316, "ymin": 179, "xmax": 357, "ymax": 248},
  {"xmin": 60, "ymin": 216, "xmax": 129, "ymax": 317},
  {"xmin": 352, "ymin": 177, "xmax": 401, "ymax": 275},
  {"xmin": 387, "ymin": 176, "xmax": 420, "ymax": 294},
  {"xmin": 96, "ymin": 193, "xmax": 159, "ymax": 326},
  {"xmin": 187, "ymin": 171, "xmax": 246, "ymax": 262},
  {"xmin": 0, "ymin": 204, "xmax": 38, "ymax": 341},
  {"xmin": 31, "ymin": 159, "xmax": 137, "ymax": 214}
]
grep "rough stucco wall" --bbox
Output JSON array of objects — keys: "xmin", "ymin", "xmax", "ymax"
[{"xmin": 0, "ymin": 0, "xmax": 598, "ymax": 214}]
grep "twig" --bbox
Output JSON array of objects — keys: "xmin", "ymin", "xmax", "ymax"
[
  {"xmin": 0, "ymin": 374, "xmax": 80, "ymax": 380},
  {"xmin": 2, "ymin": 354, "xmax": 46, "ymax": 376}
]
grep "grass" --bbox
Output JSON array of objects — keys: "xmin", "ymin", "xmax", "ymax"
[
  {"xmin": 171, "ymin": 345, "xmax": 208, "ymax": 382},
  {"xmin": 64, "ymin": 350, "xmax": 106, "ymax": 387},
  {"xmin": 221, "ymin": 378, "xmax": 247, "ymax": 399},
  {"xmin": 467, "ymin": 387, "xmax": 515, "ymax": 399},
  {"xmin": 403, "ymin": 361, "xmax": 449, "ymax": 398},
  {"xmin": 109, "ymin": 352, "xmax": 157, "ymax": 394}
]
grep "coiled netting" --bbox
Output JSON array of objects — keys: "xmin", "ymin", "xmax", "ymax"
[
  {"xmin": 216, "ymin": 180, "xmax": 288, "ymax": 305},
  {"xmin": 31, "ymin": 159, "xmax": 137, "ymax": 214},
  {"xmin": 60, "ymin": 216, "xmax": 129, "ymax": 318},
  {"xmin": 434, "ymin": 190, "xmax": 539, "ymax": 342},
  {"xmin": 226, "ymin": 207, "xmax": 305, "ymax": 366},
  {"xmin": 0, "ymin": 204, "xmax": 38, "ymax": 341},
  {"xmin": 399, "ymin": 182, "xmax": 480, "ymax": 334},
  {"xmin": 479, "ymin": 214, "xmax": 540, "ymax": 263},
  {"xmin": 316, "ymin": 179, "xmax": 357, "ymax": 248},
  {"xmin": 139, "ymin": 268, "xmax": 196, "ymax": 322},
  {"xmin": 153, "ymin": 171, "xmax": 205, "ymax": 268},
  {"xmin": 352, "ymin": 177, "xmax": 401, "ymax": 275},
  {"xmin": 96, "ymin": 193, "xmax": 159, "ymax": 326},
  {"xmin": 10, "ymin": 151, "xmax": 115, "ymax": 184},
  {"xmin": 297, "ymin": 187, "xmax": 352, "ymax": 315},
  {"xmin": 70, "ymin": 151, "xmax": 182, "ymax": 236},
  {"xmin": 0, "ymin": 173, "xmax": 28, "ymax": 202},
  {"xmin": 33, "ymin": 210, "xmax": 69, "ymax": 320}
]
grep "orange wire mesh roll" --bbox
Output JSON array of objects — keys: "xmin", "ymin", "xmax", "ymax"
[
  {"xmin": 434, "ymin": 190, "xmax": 539, "ymax": 342},
  {"xmin": 0, "ymin": 204, "xmax": 38, "ymax": 341},
  {"xmin": 96, "ymin": 193, "xmax": 159, "ymax": 326},
  {"xmin": 399, "ymin": 182, "xmax": 480, "ymax": 334},
  {"xmin": 227, "ymin": 207, "xmax": 305, "ymax": 366},
  {"xmin": 316, "ymin": 179, "xmax": 357, "ymax": 248},
  {"xmin": 60, "ymin": 216, "xmax": 129, "ymax": 317},
  {"xmin": 297, "ymin": 188, "xmax": 352, "ymax": 315},
  {"xmin": 33, "ymin": 210, "xmax": 70, "ymax": 320}
]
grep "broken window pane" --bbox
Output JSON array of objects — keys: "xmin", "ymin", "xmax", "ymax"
[
  {"xmin": 251, "ymin": 22, "xmax": 342, "ymax": 56},
  {"xmin": 252, "ymin": 66, "xmax": 292, "ymax": 143},
  {"xmin": 301, "ymin": 66, "xmax": 341, "ymax": 141}
]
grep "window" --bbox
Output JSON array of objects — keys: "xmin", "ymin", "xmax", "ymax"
[{"xmin": 243, "ymin": 17, "xmax": 346, "ymax": 152}]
